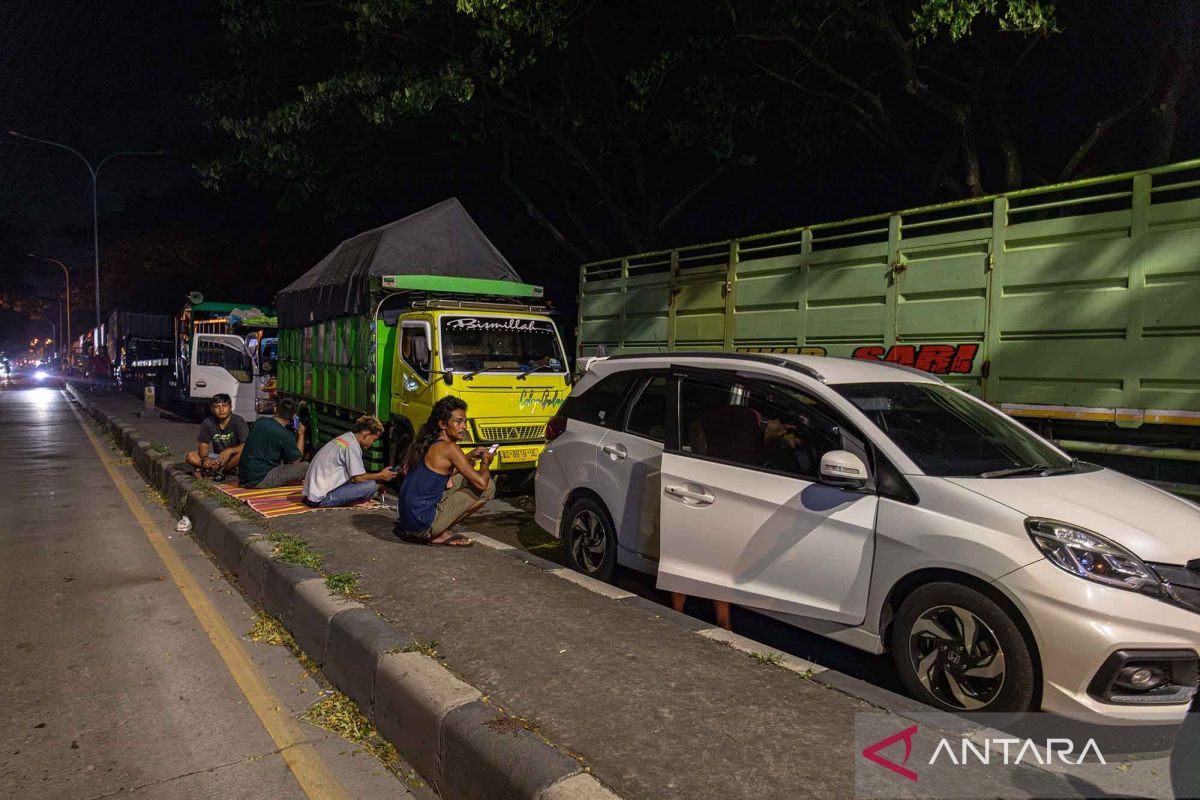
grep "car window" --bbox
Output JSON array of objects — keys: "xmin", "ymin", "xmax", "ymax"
[
  {"xmin": 834, "ymin": 382, "xmax": 1073, "ymax": 477},
  {"xmin": 560, "ymin": 370, "xmax": 640, "ymax": 428},
  {"xmin": 625, "ymin": 375, "xmax": 668, "ymax": 441},
  {"xmin": 677, "ymin": 374, "xmax": 842, "ymax": 480}
]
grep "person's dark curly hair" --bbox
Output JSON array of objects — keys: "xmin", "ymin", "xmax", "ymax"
[{"xmin": 403, "ymin": 396, "xmax": 468, "ymax": 473}]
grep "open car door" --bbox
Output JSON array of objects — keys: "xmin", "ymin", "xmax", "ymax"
[{"xmin": 656, "ymin": 367, "xmax": 878, "ymax": 626}]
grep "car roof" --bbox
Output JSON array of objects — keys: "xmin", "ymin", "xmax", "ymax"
[{"xmin": 586, "ymin": 351, "xmax": 943, "ymax": 386}]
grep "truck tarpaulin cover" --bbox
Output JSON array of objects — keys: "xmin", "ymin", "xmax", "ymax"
[{"xmin": 277, "ymin": 198, "xmax": 521, "ymax": 327}]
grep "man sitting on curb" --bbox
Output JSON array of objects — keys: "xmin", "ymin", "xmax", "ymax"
[
  {"xmin": 238, "ymin": 397, "xmax": 309, "ymax": 488},
  {"xmin": 185, "ymin": 393, "xmax": 248, "ymax": 480},
  {"xmin": 303, "ymin": 415, "xmax": 397, "ymax": 507}
]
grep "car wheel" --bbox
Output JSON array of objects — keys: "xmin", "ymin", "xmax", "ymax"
[
  {"xmin": 563, "ymin": 497, "xmax": 617, "ymax": 582},
  {"xmin": 890, "ymin": 582, "xmax": 1036, "ymax": 713}
]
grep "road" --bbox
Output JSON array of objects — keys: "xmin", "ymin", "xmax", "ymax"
[{"xmin": 0, "ymin": 378, "xmax": 430, "ymax": 799}]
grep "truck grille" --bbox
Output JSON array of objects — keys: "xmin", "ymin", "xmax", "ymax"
[{"xmin": 477, "ymin": 423, "xmax": 545, "ymax": 441}]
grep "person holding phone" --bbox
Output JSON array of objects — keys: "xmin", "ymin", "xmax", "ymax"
[
  {"xmin": 303, "ymin": 415, "xmax": 396, "ymax": 507},
  {"xmin": 394, "ymin": 397, "xmax": 495, "ymax": 546}
]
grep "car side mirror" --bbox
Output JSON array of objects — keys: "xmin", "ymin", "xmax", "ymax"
[{"xmin": 819, "ymin": 450, "xmax": 869, "ymax": 489}]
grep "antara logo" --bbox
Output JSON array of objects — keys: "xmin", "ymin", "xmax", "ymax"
[{"xmin": 861, "ymin": 725, "xmax": 1106, "ymax": 782}]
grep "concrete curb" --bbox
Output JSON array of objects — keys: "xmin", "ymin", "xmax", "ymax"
[{"xmin": 67, "ymin": 385, "xmax": 618, "ymax": 800}]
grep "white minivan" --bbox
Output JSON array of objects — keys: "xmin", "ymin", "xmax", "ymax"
[{"xmin": 534, "ymin": 353, "xmax": 1200, "ymax": 723}]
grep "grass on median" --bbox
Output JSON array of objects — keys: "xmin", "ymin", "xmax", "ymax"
[
  {"xmin": 149, "ymin": 442, "xmax": 173, "ymax": 456},
  {"xmin": 325, "ymin": 571, "xmax": 363, "ymax": 598},
  {"xmin": 246, "ymin": 611, "xmax": 318, "ymax": 674},
  {"xmin": 751, "ymin": 651, "xmax": 785, "ymax": 667},
  {"xmin": 301, "ymin": 690, "xmax": 412, "ymax": 782},
  {"xmin": 268, "ymin": 533, "xmax": 324, "ymax": 570},
  {"xmin": 400, "ymin": 639, "xmax": 440, "ymax": 659}
]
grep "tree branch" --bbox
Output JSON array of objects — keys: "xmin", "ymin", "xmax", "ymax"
[{"xmin": 500, "ymin": 147, "xmax": 590, "ymax": 263}]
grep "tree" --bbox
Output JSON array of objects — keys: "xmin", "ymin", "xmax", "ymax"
[
  {"xmin": 733, "ymin": 0, "xmax": 1197, "ymax": 196},
  {"xmin": 198, "ymin": 0, "xmax": 766, "ymax": 259},
  {"xmin": 198, "ymin": 0, "xmax": 1200, "ymax": 263}
]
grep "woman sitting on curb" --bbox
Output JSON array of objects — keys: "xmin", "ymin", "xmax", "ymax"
[{"xmin": 394, "ymin": 397, "xmax": 495, "ymax": 547}]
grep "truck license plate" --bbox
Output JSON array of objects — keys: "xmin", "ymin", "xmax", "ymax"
[{"xmin": 500, "ymin": 446, "xmax": 541, "ymax": 464}]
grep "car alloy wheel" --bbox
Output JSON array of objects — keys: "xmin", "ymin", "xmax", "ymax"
[
  {"xmin": 570, "ymin": 509, "xmax": 607, "ymax": 574},
  {"xmin": 563, "ymin": 496, "xmax": 617, "ymax": 582},
  {"xmin": 908, "ymin": 604, "xmax": 1006, "ymax": 710}
]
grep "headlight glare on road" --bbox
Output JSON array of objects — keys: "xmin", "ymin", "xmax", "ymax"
[
  {"xmin": 1026, "ymin": 518, "xmax": 1166, "ymax": 596},
  {"xmin": 34, "ymin": 370, "xmax": 47, "ymax": 380}
]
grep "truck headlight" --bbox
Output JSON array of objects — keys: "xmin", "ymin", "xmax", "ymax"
[{"xmin": 1026, "ymin": 518, "xmax": 1167, "ymax": 596}]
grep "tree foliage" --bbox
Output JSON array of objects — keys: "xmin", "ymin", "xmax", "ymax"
[{"xmin": 198, "ymin": 0, "xmax": 1199, "ymax": 261}]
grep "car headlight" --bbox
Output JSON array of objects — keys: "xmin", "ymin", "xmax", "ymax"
[
  {"xmin": 1026, "ymin": 518, "xmax": 1168, "ymax": 596},
  {"xmin": 34, "ymin": 370, "xmax": 47, "ymax": 380}
]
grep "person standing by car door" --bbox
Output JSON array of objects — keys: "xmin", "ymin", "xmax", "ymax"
[{"xmin": 1172, "ymin": 691, "xmax": 1199, "ymax": 799}]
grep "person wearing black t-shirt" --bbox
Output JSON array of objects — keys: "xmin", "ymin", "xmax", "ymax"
[{"xmin": 185, "ymin": 393, "xmax": 249, "ymax": 480}]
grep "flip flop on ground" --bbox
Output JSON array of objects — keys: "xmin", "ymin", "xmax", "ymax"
[{"xmin": 429, "ymin": 532, "xmax": 473, "ymax": 547}]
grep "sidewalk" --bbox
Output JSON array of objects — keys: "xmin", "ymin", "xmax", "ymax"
[{"xmin": 72, "ymin": 388, "xmax": 1170, "ymax": 800}]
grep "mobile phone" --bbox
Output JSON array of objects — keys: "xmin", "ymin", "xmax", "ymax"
[
  {"xmin": 486, "ymin": 443, "xmax": 500, "ymax": 455},
  {"xmin": 292, "ymin": 414, "xmax": 301, "ymax": 429}
]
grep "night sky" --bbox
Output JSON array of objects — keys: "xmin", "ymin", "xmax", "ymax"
[{"xmin": 2, "ymin": 1, "xmax": 1198, "ymax": 355}]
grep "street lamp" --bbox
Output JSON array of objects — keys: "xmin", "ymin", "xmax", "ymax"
[
  {"xmin": 8, "ymin": 130, "xmax": 168, "ymax": 345},
  {"xmin": 28, "ymin": 254, "xmax": 71, "ymax": 366}
]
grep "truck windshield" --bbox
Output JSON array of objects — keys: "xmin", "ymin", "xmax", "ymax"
[
  {"xmin": 440, "ymin": 316, "xmax": 565, "ymax": 375},
  {"xmin": 834, "ymin": 382, "xmax": 1074, "ymax": 477}
]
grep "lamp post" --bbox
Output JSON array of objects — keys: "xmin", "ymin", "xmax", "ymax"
[
  {"xmin": 8, "ymin": 131, "xmax": 168, "ymax": 346},
  {"xmin": 28, "ymin": 254, "xmax": 71, "ymax": 366}
]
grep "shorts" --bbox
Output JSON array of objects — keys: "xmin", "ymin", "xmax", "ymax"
[{"xmin": 400, "ymin": 474, "xmax": 495, "ymax": 540}]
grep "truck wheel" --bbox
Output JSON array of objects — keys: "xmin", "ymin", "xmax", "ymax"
[
  {"xmin": 387, "ymin": 422, "xmax": 413, "ymax": 470},
  {"xmin": 563, "ymin": 497, "xmax": 617, "ymax": 582},
  {"xmin": 890, "ymin": 582, "xmax": 1036, "ymax": 713}
]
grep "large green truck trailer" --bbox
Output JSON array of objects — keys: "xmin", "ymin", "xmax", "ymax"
[
  {"xmin": 276, "ymin": 199, "xmax": 571, "ymax": 476},
  {"xmin": 577, "ymin": 160, "xmax": 1200, "ymax": 491}
]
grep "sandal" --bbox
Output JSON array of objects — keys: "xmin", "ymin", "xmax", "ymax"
[{"xmin": 429, "ymin": 533, "xmax": 474, "ymax": 547}]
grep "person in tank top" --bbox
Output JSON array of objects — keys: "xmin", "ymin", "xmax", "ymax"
[{"xmin": 395, "ymin": 397, "xmax": 495, "ymax": 546}]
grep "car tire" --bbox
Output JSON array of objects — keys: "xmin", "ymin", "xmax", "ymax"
[
  {"xmin": 563, "ymin": 496, "xmax": 617, "ymax": 582},
  {"xmin": 890, "ymin": 582, "xmax": 1037, "ymax": 714}
]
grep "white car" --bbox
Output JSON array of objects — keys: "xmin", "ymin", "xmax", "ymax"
[{"xmin": 534, "ymin": 353, "xmax": 1200, "ymax": 723}]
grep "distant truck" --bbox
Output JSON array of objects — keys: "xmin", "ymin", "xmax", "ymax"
[
  {"xmin": 577, "ymin": 160, "xmax": 1200, "ymax": 491},
  {"xmin": 163, "ymin": 295, "xmax": 276, "ymax": 419},
  {"xmin": 276, "ymin": 199, "xmax": 571, "ymax": 479},
  {"xmin": 106, "ymin": 310, "xmax": 173, "ymax": 395}
]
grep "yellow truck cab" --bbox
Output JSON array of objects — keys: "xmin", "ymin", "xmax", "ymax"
[
  {"xmin": 384, "ymin": 282, "xmax": 571, "ymax": 476},
  {"xmin": 275, "ymin": 199, "xmax": 570, "ymax": 484}
]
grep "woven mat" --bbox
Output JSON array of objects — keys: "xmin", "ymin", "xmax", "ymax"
[{"xmin": 213, "ymin": 480, "xmax": 383, "ymax": 518}]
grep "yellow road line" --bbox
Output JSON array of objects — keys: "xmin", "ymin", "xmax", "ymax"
[{"xmin": 71, "ymin": 404, "xmax": 349, "ymax": 800}]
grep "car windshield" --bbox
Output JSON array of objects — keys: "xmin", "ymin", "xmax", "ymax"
[
  {"xmin": 834, "ymin": 382, "xmax": 1073, "ymax": 477},
  {"xmin": 440, "ymin": 315, "xmax": 565, "ymax": 374}
]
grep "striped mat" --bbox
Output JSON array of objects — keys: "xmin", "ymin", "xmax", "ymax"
[{"xmin": 213, "ymin": 481, "xmax": 383, "ymax": 518}]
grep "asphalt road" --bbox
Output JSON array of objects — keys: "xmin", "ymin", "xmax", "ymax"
[{"xmin": 0, "ymin": 379, "xmax": 429, "ymax": 799}]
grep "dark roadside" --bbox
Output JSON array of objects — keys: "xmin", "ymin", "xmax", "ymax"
[{"xmin": 72, "ymin": 387, "xmax": 1137, "ymax": 800}]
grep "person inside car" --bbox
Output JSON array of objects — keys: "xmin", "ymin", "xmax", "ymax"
[{"xmin": 394, "ymin": 397, "xmax": 495, "ymax": 547}]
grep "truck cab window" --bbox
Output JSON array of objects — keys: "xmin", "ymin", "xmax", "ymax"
[
  {"xmin": 197, "ymin": 339, "xmax": 253, "ymax": 383},
  {"xmin": 401, "ymin": 326, "xmax": 431, "ymax": 380}
]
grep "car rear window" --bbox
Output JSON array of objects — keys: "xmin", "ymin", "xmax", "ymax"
[{"xmin": 559, "ymin": 370, "xmax": 640, "ymax": 428}]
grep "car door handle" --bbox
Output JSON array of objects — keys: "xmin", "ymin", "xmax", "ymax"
[
  {"xmin": 195, "ymin": 380, "xmax": 207, "ymax": 388},
  {"xmin": 601, "ymin": 443, "xmax": 627, "ymax": 460},
  {"xmin": 664, "ymin": 484, "xmax": 715, "ymax": 505}
]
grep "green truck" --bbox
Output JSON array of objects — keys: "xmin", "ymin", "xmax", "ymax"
[
  {"xmin": 276, "ymin": 199, "xmax": 571, "ymax": 477},
  {"xmin": 577, "ymin": 160, "xmax": 1200, "ymax": 491}
]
